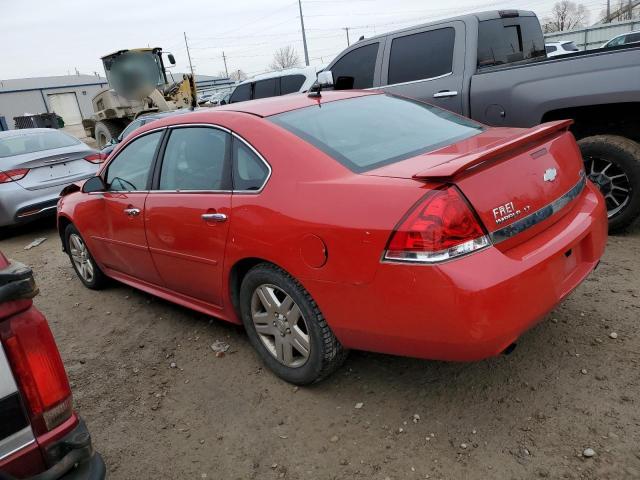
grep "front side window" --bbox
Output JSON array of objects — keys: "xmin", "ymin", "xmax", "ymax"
[
  {"xmin": 563, "ymin": 42, "xmax": 579, "ymax": 51},
  {"xmin": 477, "ymin": 17, "xmax": 546, "ymax": 68},
  {"xmin": 331, "ymin": 43, "xmax": 379, "ymax": 89},
  {"xmin": 270, "ymin": 94, "xmax": 484, "ymax": 173},
  {"xmin": 253, "ymin": 78, "xmax": 279, "ymax": 99},
  {"xmin": 230, "ymin": 83, "xmax": 252, "ymax": 103},
  {"xmin": 233, "ymin": 139, "xmax": 269, "ymax": 191},
  {"xmin": 118, "ymin": 118, "xmax": 145, "ymax": 142},
  {"xmin": 159, "ymin": 127, "xmax": 230, "ymax": 191},
  {"xmin": 280, "ymin": 75, "xmax": 306, "ymax": 94},
  {"xmin": 106, "ymin": 131, "xmax": 162, "ymax": 191},
  {"xmin": 545, "ymin": 45, "xmax": 557, "ymax": 53},
  {"xmin": 388, "ymin": 28, "xmax": 455, "ymax": 84},
  {"xmin": 625, "ymin": 32, "xmax": 640, "ymax": 43}
]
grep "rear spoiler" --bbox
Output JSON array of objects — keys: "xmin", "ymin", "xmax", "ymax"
[{"xmin": 412, "ymin": 120, "xmax": 573, "ymax": 179}]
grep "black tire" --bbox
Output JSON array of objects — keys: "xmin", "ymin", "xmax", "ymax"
[
  {"xmin": 94, "ymin": 120, "xmax": 122, "ymax": 148},
  {"xmin": 64, "ymin": 224, "xmax": 108, "ymax": 290},
  {"xmin": 578, "ymin": 135, "xmax": 640, "ymax": 233},
  {"xmin": 239, "ymin": 263, "xmax": 347, "ymax": 385}
]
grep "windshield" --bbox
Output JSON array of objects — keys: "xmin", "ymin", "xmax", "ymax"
[
  {"xmin": 0, "ymin": 130, "xmax": 80, "ymax": 158},
  {"xmin": 269, "ymin": 94, "xmax": 484, "ymax": 173}
]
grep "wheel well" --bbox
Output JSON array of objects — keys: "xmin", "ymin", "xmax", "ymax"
[
  {"xmin": 58, "ymin": 216, "xmax": 72, "ymax": 252},
  {"xmin": 228, "ymin": 257, "xmax": 271, "ymax": 316},
  {"xmin": 541, "ymin": 102, "xmax": 640, "ymax": 143}
]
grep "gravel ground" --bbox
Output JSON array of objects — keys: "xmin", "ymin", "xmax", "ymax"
[{"xmin": 1, "ymin": 219, "xmax": 639, "ymax": 480}]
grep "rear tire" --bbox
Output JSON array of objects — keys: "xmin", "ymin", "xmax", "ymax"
[
  {"xmin": 578, "ymin": 135, "xmax": 640, "ymax": 233},
  {"xmin": 65, "ymin": 224, "xmax": 107, "ymax": 290},
  {"xmin": 239, "ymin": 263, "xmax": 347, "ymax": 385},
  {"xmin": 94, "ymin": 120, "xmax": 122, "ymax": 148}
]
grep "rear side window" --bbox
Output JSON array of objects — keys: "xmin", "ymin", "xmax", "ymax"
[
  {"xmin": 159, "ymin": 127, "xmax": 230, "ymax": 191},
  {"xmin": 545, "ymin": 45, "xmax": 557, "ymax": 53},
  {"xmin": 254, "ymin": 78, "xmax": 279, "ymax": 99},
  {"xmin": 230, "ymin": 83, "xmax": 252, "ymax": 103},
  {"xmin": 280, "ymin": 74, "xmax": 306, "ymax": 94},
  {"xmin": 477, "ymin": 17, "xmax": 545, "ymax": 68},
  {"xmin": 233, "ymin": 139, "xmax": 269, "ymax": 191},
  {"xmin": 270, "ymin": 94, "xmax": 484, "ymax": 173},
  {"xmin": 331, "ymin": 43, "xmax": 379, "ymax": 89},
  {"xmin": 0, "ymin": 131, "xmax": 79, "ymax": 158},
  {"xmin": 106, "ymin": 131, "xmax": 162, "ymax": 191},
  {"xmin": 626, "ymin": 32, "xmax": 640, "ymax": 43},
  {"xmin": 563, "ymin": 42, "xmax": 579, "ymax": 51},
  {"xmin": 388, "ymin": 28, "xmax": 455, "ymax": 84}
]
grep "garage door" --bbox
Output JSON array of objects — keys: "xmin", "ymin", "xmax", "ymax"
[{"xmin": 48, "ymin": 93, "xmax": 82, "ymax": 125}]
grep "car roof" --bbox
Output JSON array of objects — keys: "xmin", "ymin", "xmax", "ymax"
[
  {"xmin": 213, "ymin": 90, "xmax": 379, "ymax": 117},
  {"xmin": 0, "ymin": 128, "xmax": 63, "ymax": 139},
  {"xmin": 237, "ymin": 66, "xmax": 321, "ymax": 86}
]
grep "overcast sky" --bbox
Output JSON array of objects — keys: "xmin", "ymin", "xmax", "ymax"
[{"xmin": 2, "ymin": 0, "xmax": 605, "ymax": 80}]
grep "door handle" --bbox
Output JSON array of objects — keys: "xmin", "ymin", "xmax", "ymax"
[
  {"xmin": 433, "ymin": 90, "xmax": 458, "ymax": 98},
  {"xmin": 124, "ymin": 208, "xmax": 140, "ymax": 216},
  {"xmin": 201, "ymin": 213, "xmax": 228, "ymax": 223}
]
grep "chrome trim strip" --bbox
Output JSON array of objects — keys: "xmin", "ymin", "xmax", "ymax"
[
  {"xmin": 0, "ymin": 426, "xmax": 36, "ymax": 461},
  {"xmin": 490, "ymin": 172, "xmax": 587, "ymax": 245},
  {"xmin": 374, "ymin": 72, "xmax": 453, "ymax": 90},
  {"xmin": 16, "ymin": 205, "xmax": 58, "ymax": 218}
]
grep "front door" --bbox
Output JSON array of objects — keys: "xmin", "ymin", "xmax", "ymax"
[
  {"xmin": 96, "ymin": 130, "xmax": 164, "ymax": 284},
  {"xmin": 381, "ymin": 21, "xmax": 465, "ymax": 114},
  {"xmin": 144, "ymin": 126, "xmax": 232, "ymax": 307}
]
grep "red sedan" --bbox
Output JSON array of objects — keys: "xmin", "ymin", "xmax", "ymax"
[{"xmin": 57, "ymin": 91, "xmax": 607, "ymax": 384}]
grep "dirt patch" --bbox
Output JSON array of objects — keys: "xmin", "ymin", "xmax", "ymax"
[{"xmin": 1, "ymin": 219, "xmax": 639, "ymax": 479}]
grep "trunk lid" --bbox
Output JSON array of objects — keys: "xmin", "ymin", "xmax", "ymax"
[{"xmin": 365, "ymin": 121, "xmax": 586, "ymax": 246}]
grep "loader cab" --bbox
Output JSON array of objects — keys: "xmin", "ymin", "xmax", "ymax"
[{"xmin": 101, "ymin": 48, "xmax": 170, "ymax": 100}]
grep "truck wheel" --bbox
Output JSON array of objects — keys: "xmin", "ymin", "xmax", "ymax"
[
  {"xmin": 239, "ymin": 263, "xmax": 348, "ymax": 385},
  {"xmin": 94, "ymin": 120, "xmax": 122, "ymax": 148},
  {"xmin": 578, "ymin": 135, "xmax": 640, "ymax": 232}
]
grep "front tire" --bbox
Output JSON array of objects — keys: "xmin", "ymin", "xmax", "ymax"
[
  {"xmin": 94, "ymin": 120, "xmax": 122, "ymax": 148},
  {"xmin": 239, "ymin": 263, "xmax": 347, "ymax": 385},
  {"xmin": 65, "ymin": 224, "xmax": 107, "ymax": 290},
  {"xmin": 578, "ymin": 135, "xmax": 640, "ymax": 232}
]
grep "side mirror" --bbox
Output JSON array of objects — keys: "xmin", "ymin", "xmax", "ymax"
[
  {"xmin": 316, "ymin": 70, "xmax": 334, "ymax": 87},
  {"xmin": 168, "ymin": 53, "xmax": 176, "ymax": 65},
  {"xmin": 82, "ymin": 176, "xmax": 106, "ymax": 193}
]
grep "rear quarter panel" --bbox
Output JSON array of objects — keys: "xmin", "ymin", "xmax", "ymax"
[{"xmin": 470, "ymin": 46, "xmax": 640, "ymax": 127}]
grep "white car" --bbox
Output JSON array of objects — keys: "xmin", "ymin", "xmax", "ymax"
[
  {"xmin": 545, "ymin": 41, "xmax": 579, "ymax": 57},
  {"xmin": 228, "ymin": 66, "xmax": 321, "ymax": 104},
  {"xmin": 601, "ymin": 30, "xmax": 640, "ymax": 48}
]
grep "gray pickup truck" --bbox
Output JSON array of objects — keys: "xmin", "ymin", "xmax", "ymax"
[{"xmin": 324, "ymin": 10, "xmax": 640, "ymax": 231}]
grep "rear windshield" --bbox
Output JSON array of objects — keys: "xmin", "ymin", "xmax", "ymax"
[
  {"xmin": 477, "ymin": 17, "xmax": 546, "ymax": 68},
  {"xmin": 269, "ymin": 94, "xmax": 484, "ymax": 173},
  {"xmin": 0, "ymin": 130, "xmax": 80, "ymax": 158}
]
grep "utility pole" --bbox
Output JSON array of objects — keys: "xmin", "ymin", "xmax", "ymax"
[
  {"xmin": 222, "ymin": 51, "xmax": 229, "ymax": 78},
  {"xmin": 343, "ymin": 27, "xmax": 350, "ymax": 46},
  {"xmin": 606, "ymin": 0, "xmax": 610, "ymax": 21},
  {"xmin": 184, "ymin": 32, "xmax": 195, "ymax": 77},
  {"xmin": 297, "ymin": 0, "xmax": 310, "ymax": 66}
]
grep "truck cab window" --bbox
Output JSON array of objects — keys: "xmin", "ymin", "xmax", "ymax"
[
  {"xmin": 477, "ymin": 16, "xmax": 545, "ymax": 68},
  {"xmin": 230, "ymin": 83, "xmax": 252, "ymax": 103},
  {"xmin": 253, "ymin": 78, "xmax": 279, "ymax": 99},
  {"xmin": 388, "ymin": 28, "xmax": 455, "ymax": 84},
  {"xmin": 331, "ymin": 43, "xmax": 379, "ymax": 89}
]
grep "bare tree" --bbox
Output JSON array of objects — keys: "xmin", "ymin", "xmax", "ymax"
[
  {"xmin": 269, "ymin": 46, "xmax": 301, "ymax": 71},
  {"xmin": 228, "ymin": 69, "xmax": 247, "ymax": 82},
  {"xmin": 542, "ymin": 1, "xmax": 590, "ymax": 32}
]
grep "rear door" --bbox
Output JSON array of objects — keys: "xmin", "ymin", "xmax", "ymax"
[
  {"xmin": 144, "ymin": 126, "xmax": 232, "ymax": 306},
  {"xmin": 380, "ymin": 21, "xmax": 464, "ymax": 113},
  {"xmin": 91, "ymin": 130, "xmax": 165, "ymax": 284}
]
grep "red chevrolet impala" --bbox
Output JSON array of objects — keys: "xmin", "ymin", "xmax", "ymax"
[{"xmin": 57, "ymin": 91, "xmax": 607, "ymax": 384}]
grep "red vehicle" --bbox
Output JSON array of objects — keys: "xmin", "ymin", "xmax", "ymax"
[
  {"xmin": 0, "ymin": 251, "xmax": 104, "ymax": 479},
  {"xmin": 57, "ymin": 91, "xmax": 607, "ymax": 384}
]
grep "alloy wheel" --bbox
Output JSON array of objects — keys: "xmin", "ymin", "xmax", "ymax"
[
  {"xmin": 251, "ymin": 284, "xmax": 311, "ymax": 368},
  {"xmin": 69, "ymin": 233, "xmax": 95, "ymax": 283},
  {"xmin": 584, "ymin": 156, "xmax": 632, "ymax": 218}
]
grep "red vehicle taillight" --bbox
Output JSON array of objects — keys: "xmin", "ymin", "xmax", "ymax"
[
  {"xmin": 384, "ymin": 185, "xmax": 491, "ymax": 263},
  {"xmin": 0, "ymin": 168, "xmax": 29, "ymax": 183},
  {"xmin": 1, "ymin": 309, "xmax": 73, "ymax": 435},
  {"xmin": 84, "ymin": 153, "xmax": 107, "ymax": 164}
]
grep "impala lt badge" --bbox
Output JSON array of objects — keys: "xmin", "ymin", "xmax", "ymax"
[
  {"xmin": 492, "ymin": 201, "xmax": 531, "ymax": 225},
  {"xmin": 543, "ymin": 168, "xmax": 558, "ymax": 182}
]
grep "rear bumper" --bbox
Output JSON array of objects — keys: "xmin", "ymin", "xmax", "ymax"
[{"xmin": 312, "ymin": 182, "xmax": 608, "ymax": 361}]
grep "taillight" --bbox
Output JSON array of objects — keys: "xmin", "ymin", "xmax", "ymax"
[
  {"xmin": 84, "ymin": 153, "xmax": 107, "ymax": 164},
  {"xmin": 383, "ymin": 185, "xmax": 491, "ymax": 263},
  {"xmin": 1, "ymin": 308, "xmax": 73, "ymax": 434},
  {"xmin": 0, "ymin": 168, "xmax": 29, "ymax": 183}
]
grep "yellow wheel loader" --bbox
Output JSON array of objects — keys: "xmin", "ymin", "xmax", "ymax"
[{"xmin": 83, "ymin": 48, "xmax": 197, "ymax": 147}]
